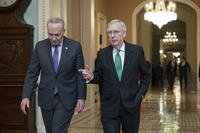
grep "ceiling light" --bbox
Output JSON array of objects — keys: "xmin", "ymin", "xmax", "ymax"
[
  {"xmin": 162, "ymin": 31, "xmax": 178, "ymax": 44},
  {"xmin": 144, "ymin": 0, "xmax": 177, "ymax": 29}
]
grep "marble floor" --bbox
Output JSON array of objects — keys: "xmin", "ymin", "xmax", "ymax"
[{"xmin": 69, "ymin": 79, "xmax": 200, "ymax": 133}]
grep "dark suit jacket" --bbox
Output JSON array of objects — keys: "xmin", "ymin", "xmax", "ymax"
[
  {"xmin": 90, "ymin": 42, "xmax": 151, "ymax": 117},
  {"xmin": 179, "ymin": 61, "xmax": 190, "ymax": 76},
  {"xmin": 166, "ymin": 60, "xmax": 177, "ymax": 77},
  {"xmin": 22, "ymin": 37, "xmax": 86, "ymax": 110}
]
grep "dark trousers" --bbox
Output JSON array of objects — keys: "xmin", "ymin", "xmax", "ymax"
[
  {"xmin": 41, "ymin": 94, "xmax": 74, "ymax": 133},
  {"xmin": 179, "ymin": 74, "xmax": 188, "ymax": 88},
  {"xmin": 167, "ymin": 75, "xmax": 175, "ymax": 88},
  {"xmin": 155, "ymin": 76, "xmax": 163, "ymax": 87},
  {"xmin": 101, "ymin": 104, "xmax": 141, "ymax": 133}
]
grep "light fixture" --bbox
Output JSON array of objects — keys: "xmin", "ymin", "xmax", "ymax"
[
  {"xmin": 144, "ymin": 0, "xmax": 177, "ymax": 29},
  {"xmin": 162, "ymin": 31, "xmax": 178, "ymax": 44},
  {"xmin": 173, "ymin": 52, "xmax": 180, "ymax": 58}
]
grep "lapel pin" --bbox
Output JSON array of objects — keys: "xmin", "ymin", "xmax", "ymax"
[{"xmin": 65, "ymin": 47, "xmax": 68, "ymax": 50}]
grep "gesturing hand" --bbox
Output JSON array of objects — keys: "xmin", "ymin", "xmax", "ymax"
[{"xmin": 79, "ymin": 65, "xmax": 93, "ymax": 80}]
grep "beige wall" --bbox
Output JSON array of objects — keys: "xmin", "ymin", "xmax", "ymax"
[
  {"xmin": 94, "ymin": 0, "xmax": 107, "ymax": 52},
  {"xmin": 106, "ymin": 0, "xmax": 143, "ymax": 42},
  {"xmin": 95, "ymin": 0, "xmax": 107, "ymax": 15},
  {"xmin": 66, "ymin": 0, "xmax": 81, "ymax": 41}
]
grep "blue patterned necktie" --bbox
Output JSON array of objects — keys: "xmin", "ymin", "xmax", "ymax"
[
  {"xmin": 115, "ymin": 49, "xmax": 122, "ymax": 80},
  {"xmin": 52, "ymin": 45, "xmax": 59, "ymax": 94},
  {"xmin": 53, "ymin": 45, "xmax": 59, "ymax": 72}
]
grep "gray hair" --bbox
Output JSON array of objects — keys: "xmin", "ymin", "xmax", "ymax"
[
  {"xmin": 108, "ymin": 19, "xmax": 127, "ymax": 32},
  {"xmin": 47, "ymin": 17, "xmax": 65, "ymax": 28}
]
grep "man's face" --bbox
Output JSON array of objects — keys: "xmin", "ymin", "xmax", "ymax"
[
  {"xmin": 47, "ymin": 23, "xmax": 65, "ymax": 45},
  {"xmin": 107, "ymin": 23, "xmax": 126, "ymax": 48}
]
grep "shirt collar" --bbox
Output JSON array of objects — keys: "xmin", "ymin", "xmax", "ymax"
[
  {"xmin": 51, "ymin": 41, "xmax": 63, "ymax": 48},
  {"xmin": 114, "ymin": 42, "xmax": 125, "ymax": 53}
]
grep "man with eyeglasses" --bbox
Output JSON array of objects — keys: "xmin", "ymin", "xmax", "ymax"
[
  {"xmin": 20, "ymin": 17, "xmax": 86, "ymax": 133},
  {"xmin": 79, "ymin": 19, "xmax": 151, "ymax": 133}
]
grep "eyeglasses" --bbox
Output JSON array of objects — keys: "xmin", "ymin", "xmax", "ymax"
[{"xmin": 107, "ymin": 30, "xmax": 122, "ymax": 36}]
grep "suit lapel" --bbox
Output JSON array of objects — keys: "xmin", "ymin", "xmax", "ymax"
[
  {"xmin": 108, "ymin": 43, "xmax": 134, "ymax": 82},
  {"xmin": 46, "ymin": 39, "xmax": 69, "ymax": 74},
  {"xmin": 121, "ymin": 44, "xmax": 134, "ymax": 81},
  {"xmin": 46, "ymin": 41, "xmax": 57, "ymax": 73},
  {"xmin": 57, "ymin": 38, "xmax": 69, "ymax": 73},
  {"xmin": 106, "ymin": 46, "xmax": 122, "ymax": 82}
]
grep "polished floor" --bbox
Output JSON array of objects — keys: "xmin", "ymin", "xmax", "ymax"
[{"xmin": 69, "ymin": 79, "xmax": 200, "ymax": 133}]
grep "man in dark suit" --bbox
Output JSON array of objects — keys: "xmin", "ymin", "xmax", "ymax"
[
  {"xmin": 166, "ymin": 57, "xmax": 177, "ymax": 89},
  {"xmin": 20, "ymin": 17, "xmax": 86, "ymax": 133},
  {"xmin": 79, "ymin": 19, "xmax": 151, "ymax": 133},
  {"xmin": 179, "ymin": 56, "xmax": 190, "ymax": 88}
]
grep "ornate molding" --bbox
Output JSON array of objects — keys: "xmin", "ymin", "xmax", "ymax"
[
  {"xmin": 0, "ymin": 40, "xmax": 23, "ymax": 69},
  {"xmin": 38, "ymin": 0, "xmax": 49, "ymax": 40}
]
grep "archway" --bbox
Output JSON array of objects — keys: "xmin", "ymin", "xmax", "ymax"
[{"xmin": 132, "ymin": 0, "xmax": 200, "ymax": 89}]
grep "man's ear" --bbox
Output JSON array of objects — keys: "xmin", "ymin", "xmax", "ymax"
[{"xmin": 123, "ymin": 31, "xmax": 126, "ymax": 38}]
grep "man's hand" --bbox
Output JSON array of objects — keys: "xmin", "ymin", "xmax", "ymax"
[
  {"xmin": 133, "ymin": 95, "xmax": 143, "ymax": 108},
  {"xmin": 79, "ymin": 65, "xmax": 93, "ymax": 80},
  {"xmin": 76, "ymin": 99, "xmax": 85, "ymax": 113},
  {"xmin": 20, "ymin": 98, "xmax": 30, "ymax": 115}
]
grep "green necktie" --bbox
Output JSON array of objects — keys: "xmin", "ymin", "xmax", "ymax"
[{"xmin": 115, "ymin": 49, "xmax": 122, "ymax": 80}]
